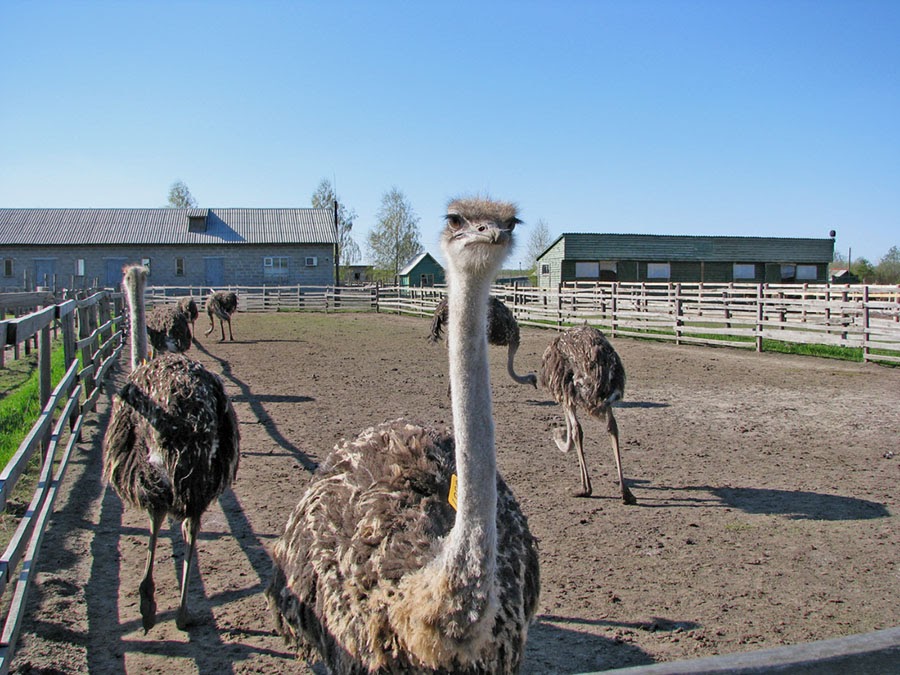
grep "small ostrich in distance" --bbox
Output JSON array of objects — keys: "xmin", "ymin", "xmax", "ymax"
[
  {"xmin": 540, "ymin": 324, "xmax": 636, "ymax": 504},
  {"xmin": 266, "ymin": 197, "xmax": 540, "ymax": 673},
  {"xmin": 204, "ymin": 290, "xmax": 238, "ymax": 341},
  {"xmin": 146, "ymin": 303, "xmax": 192, "ymax": 355},
  {"xmin": 177, "ymin": 296, "xmax": 199, "ymax": 340},
  {"xmin": 103, "ymin": 265, "xmax": 240, "ymax": 631},
  {"xmin": 430, "ymin": 295, "xmax": 537, "ymax": 388}
]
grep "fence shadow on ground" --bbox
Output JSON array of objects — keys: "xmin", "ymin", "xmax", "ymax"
[
  {"xmin": 635, "ymin": 484, "xmax": 890, "ymax": 520},
  {"xmin": 193, "ymin": 341, "xmax": 317, "ymax": 472}
]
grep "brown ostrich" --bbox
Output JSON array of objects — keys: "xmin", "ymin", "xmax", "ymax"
[
  {"xmin": 266, "ymin": 197, "xmax": 540, "ymax": 673},
  {"xmin": 204, "ymin": 290, "xmax": 238, "ymax": 341},
  {"xmin": 540, "ymin": 324, "xmax": 636, "ymax": 503},
  {"xmin": 430, "ymin": 295, "xmax": 537, "ymax": 388},
  {"xmin": 145, "ymin": 304, "xmax": 192, "ymax": 355},
  {"xmin": 177, "ymin": 296, "xmax": 199, "ymax": 339},
  {"xmin": 103, "ymin": 265, "xmax": 240, "ymax": 632}
]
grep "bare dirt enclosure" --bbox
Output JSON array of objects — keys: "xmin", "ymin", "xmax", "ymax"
[{"xmin": 10, "ymin": 312, "xmax": 900, "ymax": 674}]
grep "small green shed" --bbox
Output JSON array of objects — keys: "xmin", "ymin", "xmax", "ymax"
[
  {"xmin": 536, "ymin": 233, "xmax": 835, "ymax": 287},
  {"xmin": 399, "ymin": 251, "xmax": 445, "ymax": 287}
]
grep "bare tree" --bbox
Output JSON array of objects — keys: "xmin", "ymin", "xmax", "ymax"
[
  {"xmin": 367, "ymin": 187, "xmax": 421, "ymax": 283},
  {"xmin": 312, "ymin": 179, "xmax": 361, "ymax": 284},
  {"xmin": 524, "ymin": 218, "xmax": 552, "ymax": 275},
  {"xmin": 167, "ymin": 180, "xmax": 197, "ymax": 208}
]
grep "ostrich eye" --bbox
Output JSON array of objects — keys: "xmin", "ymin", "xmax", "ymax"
[{"xmin": 445, "ymin": 214, "xmax": 463, "ymax": 230}]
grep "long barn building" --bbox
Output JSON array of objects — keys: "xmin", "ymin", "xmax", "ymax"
[
  {"xmin": 536, "ymin": 233, "xmax": 835, "ymax": 287},
  {"xmin": 0, "ymin": 207, "xmax": 337, "ymax": 290}
]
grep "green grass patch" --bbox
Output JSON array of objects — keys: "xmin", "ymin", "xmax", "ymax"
[{"xmin": 0, "ymin": 340, "xmax": 68, "ymax": 469}]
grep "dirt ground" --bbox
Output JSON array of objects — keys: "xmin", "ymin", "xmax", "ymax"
[{"xmin": 9, "ymin": 311, "xmax": 900, "ymax": 674}]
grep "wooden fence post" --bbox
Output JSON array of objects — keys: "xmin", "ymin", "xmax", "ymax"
[
  {"xmin": 756, "ymin": 284, "xmax": 764, "ymax": 352},
  {"xmin": 611, "ymin": 282, "xmax": 618, "ymax": 337},
  {"xmin": 862, "ymin": 286, "xmax": 871, "ymax": 363},
  {"xmin": 675, "ymin": 283, "xmax": 683, "ymax": 345},
  {"xmin": 78, "ymin": 303, "xmax": 94, "ymax": 399},
  {"xmin": 556, "ymin": 283, "xmax": 563, "ymax": 329}
]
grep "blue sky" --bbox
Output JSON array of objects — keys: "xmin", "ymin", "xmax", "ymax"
[{"xmin": 1, "ymin": 1, "xmax": 898, "ymax": 269}]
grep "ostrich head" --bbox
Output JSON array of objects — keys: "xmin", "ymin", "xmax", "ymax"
[
  {"xmin": 122, "ymin": 264, "xmax": 148, "ymax": 296},
  {"xmin": 440, "ymin": 197, "xmax": 519, "ymax": 280}
]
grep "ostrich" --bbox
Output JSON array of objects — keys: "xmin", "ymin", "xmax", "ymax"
[
  {"xmin": 177, "ymin": 296, "xmax": 199, "ymax": 340},
  {"xmin": 103, "ymin": 265, "xmax": 240, "ymax": 631},
  {"xmin": 540, "ymin": 324, "xmax": 636, "ymax": 504},
  {"xmin": 430, "ymin": 295, "xmax": 537, "ymax": 388},
  {"xmin": 145, "ymin": 303, "xmax": 192, "ymax": 355},
  {"xmin": 204, "ymin": 290, "xmax": 238, "ymax": 341},
  {"xmin": 266, "ymin": 197, "xmax": 540, "ymax": 673}
]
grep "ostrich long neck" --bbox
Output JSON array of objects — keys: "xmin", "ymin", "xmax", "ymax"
[
  {"xmin": 125, "ymin": 275, "xmax": 148, "ymax": 371},
  {"xmin": 443, "ymin": 270, "xmax": 497, "ymax": 604}
]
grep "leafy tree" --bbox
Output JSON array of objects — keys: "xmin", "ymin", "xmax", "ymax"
[
  {"xmin": 851, "ymin": 257, "xmax": 875, "ymax": 283},
  {"xmin": 367, "ymin": 187, "xmax": 421, "ymax": 283},
  {"xmin": 167, "ymin": 180, "xmax": 197, "ymax": 208},
  {"xmin": 874, "ymin": 246, "xmax": 900, "ymax": 284},
  {"xmin": 524, "ymin": 218, "xmax": 552, "ymax": 275},
  {"xmin": 311, "ymin": 179, "xmax": 361, "ymax": 275}
]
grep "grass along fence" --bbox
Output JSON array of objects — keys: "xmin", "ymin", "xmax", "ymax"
[
  {"xmin": 145, "ymin": 281, "xmax": 900, "ymax": 365},
  {"xmin": 0, "ymin": 290, "xmax": 124, "ymax": 674}
]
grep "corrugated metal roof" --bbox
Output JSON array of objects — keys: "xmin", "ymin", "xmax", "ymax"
[
  {"xmin": 0, "ymin": 208, "xmax": 337, "ymax": 245},
  {"xmin": 547, "ymin": 233, "xmax": 834, "ymax": 263}
]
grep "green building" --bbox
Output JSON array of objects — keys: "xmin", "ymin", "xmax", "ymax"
[
  {"xmin": 536, "ymin": 233, "xmax": 835, "ymax": 287},
  {"xmin": 398, "ymin": 251, "xmax": 445, "ymax": 287}
]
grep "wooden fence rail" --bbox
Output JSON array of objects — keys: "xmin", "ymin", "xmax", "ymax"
[
  {"xmin": 142, "ymin": 281, "xmax": 900, "ymax": 365},
  {"xmin": 0, "ymin": 290, "xmax": 124, "ymax": 675}
]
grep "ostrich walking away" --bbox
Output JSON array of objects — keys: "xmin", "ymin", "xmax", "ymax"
[
  {"xmin": 266, "ymin": 197, "xmax": 540, "ymax": 673},
  {"xmin": 540, "ymin": 324, "xmax": 636, "ymax": 503},
  {"xmin": 103, "ymin": 265, "xmax": 240, "ymax": 631},
  {"xmin": 430, "ymin": 295, "xmax": 537, "ymax": 388},
  {"xmin": 205, "ymin": 290, "xmax": 238, "ymax": 341}
]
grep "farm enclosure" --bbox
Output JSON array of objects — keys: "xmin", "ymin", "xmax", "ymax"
[{"xmin": 9, "ymin": 311, "xmax": 900, "ymax": 674}]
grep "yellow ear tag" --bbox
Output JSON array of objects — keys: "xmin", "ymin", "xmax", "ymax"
[{"xmin": 448, "ymin": 474, "xmax": 458, "ymax": 511}]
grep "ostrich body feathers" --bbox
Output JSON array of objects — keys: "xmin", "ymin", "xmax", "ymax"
[
  {"xmin": 146, "ymin": 305, "xmax": 192, "ymax": 354},
  {"xmin": 266, "ymin": 418, "xmax": 539, "ymax": 674},
  {"xmin": 103, "ymin": 353, "xmax": 240, "ymax": 520},
  {"xmin": 429, "ymin": 296, "xmax": 520, "ymax": 350},
  {"xmin": 540, "ymin": 325, "xmax": 625, "ymax": 416}
]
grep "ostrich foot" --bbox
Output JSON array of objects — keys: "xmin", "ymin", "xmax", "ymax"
[
  {"xmin": 175, "ymin": 608, "xmax": 200, "ymax": 631},
  {"xmin": 139, "ymin": 578, "xmax": 157, "ymax": 633},
  {"xmin": 571, "ymin": 485, "xmax": 593, "ymax": 498},
  {"xmin": 621, "ymin": 486, "xmax": 638, "ymax": 505}
]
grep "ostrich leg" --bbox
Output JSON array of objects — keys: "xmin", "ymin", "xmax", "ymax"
[
  {"xmin": 139, "ymin": 509, "xmax": 166, "ymax": 633},
  {"xmin": 606, "ymin": 410, "xmax": 637, "ymax": 505},
  {"xmin": 553, "ymin": 404, "xmax": 593, "ymax": 497},
  {"xmin": 225, "ymin": 316, "xmax": 234, "ymax": 341},
  {"xmin": 176, "ymin": 517, "xmax": 202, "ymax": 630}
]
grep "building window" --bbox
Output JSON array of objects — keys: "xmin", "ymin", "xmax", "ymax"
[
  {"xmin": 796, "ymin": 264, "xmax": 817, "ymax": 280},
  {"xmin": 141, "ymin": 258, "xmax": 151, "ymax": 273},
  {"xmin": 733, "ymin": 263, "xmax": 756, "ymax": 280},
  {"xmin": 575, "ymin": 262, "xmax": 600, "ymax": 278},
  {"xmin": 420, "ymin": 274, "xmax": 434, "ymax": 287},
  {"xmin": 3, "ymin": 259, "xmax": 12, "ymax": 277},
  {"xmin": 599, "ymin": 261, "xmax": 618, "ymax": 281},
  {"xmin": 647, "ymin": 262, "xmax": 670, "ymax": 280},
  {"xmin": 175, "ymin": 257, "xmax": 185, "ymax": 276},
  {"xmin": 264, "ymin": 256, "xmax": 289, "ymax": 279},
  {"xmin": 780, "ymin": 264, "xmax": 796, "ymax": 281},
  {"xmin": 540, "ymin": 263, "xmax": 550, "ymax": 275},
  {"xmin": 75, "ymin": 259, "xmax": 85, "ymax": 276},
  {"xmin": 305, "ymin": 256, "xmax": 318, "ymax": 267}
]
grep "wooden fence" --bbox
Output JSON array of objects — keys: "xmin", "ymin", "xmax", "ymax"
[
  {"xmin": 145, "ymin": 281, "xmax": 900, "ymax": 365},
  {"xmin": 0, "ymin": 290, "xmax": 124, "ymax": 674}
]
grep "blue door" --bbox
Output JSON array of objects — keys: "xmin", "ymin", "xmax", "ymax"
[
  {"xmin": 205, "ymin": 257, "xmax": 225, "ymax": 287},
  {"xmin": 106, "ymin": 259, "xmax": 128, "ymax": 288},
  {"xmin": 34, "ymin": 259, "xmax": 56, "ymax": 288}
]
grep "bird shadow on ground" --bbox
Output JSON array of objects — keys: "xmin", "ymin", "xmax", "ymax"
[
  {"xmin": 634, "ymin": 484, "xmax": 891, "ymax": 520},
  {"xmin": 524, "ymin": 614, "xmax": 669, "ymax": 673},
  {"xmin": 617, "ymin": 401, "xmax": 671, "ymax": 409},
  {"xmin": 193, "ymin": 341, "xmax": 317, "ymax": 472}
]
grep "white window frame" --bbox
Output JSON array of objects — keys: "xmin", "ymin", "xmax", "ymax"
[
  {"xmin": 575, "ymin": 261, "xmax": 600, "ymax": 278},
  {"xmin": 75, "ymin": 259, "xmax": 85, "ymax": 276},
  {"xmin": 647, "ymin": 262, "xmax": 671, "ymax": 280},
  {"xmin": 263, "ymin": 256, "xmax": 274, "ymax": 267},
  {"xmin": 540, "ymin": 263, "xmax": 550, "ymax": 275},
  {"xmin": 305, "ymin": 256, "xmax": 318, "ymax": 267},
  {"xmin": 733, "ymin": 263, "xmax": 756, "ymax": 280}
]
